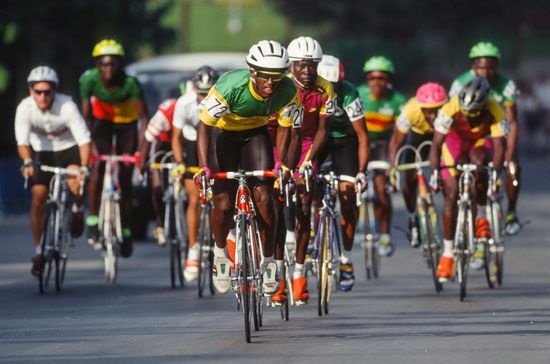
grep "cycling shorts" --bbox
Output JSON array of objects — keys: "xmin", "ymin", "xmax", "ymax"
[
  {"xmin": 209, "ymin": 126, "xmax": 274, "ymax": 195},
  {"xmin": 92, "ymin": 119, "xmax": 138, "ymax": 155},
  {"xmin": 318, "ymin": 135, "xmax": 358, "ymax": 177},
  {"xmin": 441, "ymin": 132, "xmax": 493, "ymax": 181},
  {"xmin": 368, "ymin": 140, "xmax": 389, "ymax": 176},
  {"xmin": 31, "ymin": 145, "xmax": 80, "ymax": 187},
  {"xmin": 401, "ymin": 131, "xmax": 433, "ymax": 165}
]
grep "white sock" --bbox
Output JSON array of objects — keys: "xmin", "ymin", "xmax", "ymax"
[
  {"xmin": 188, "ymin": 244, "xmax": 200, "ymax": 260},
  {"xmin": 443, "ymin": 239, "xmax": 454, "ymax": 257},
  {"xmin": 276, "ymin": 259, "xmax": 284, "ymax": 277},
  {"xmin": 35, "ymin": 245, "xmax": 42, "ymax": 255},
  {"xmin": 286, "ymin": 230, "xmax": 296, "ymax": 243},
  {"xmin": 294, "ymin": 263, "xmax": 304, "ymax": 278},
  {"xmin": 214, "ymin": 245, "xmax": 226, "ymax": 258},
  {"xmin": 477, "ymin": 205, "xmax": 487, "ymax": 218},
  {"xmin": 227, "ymin": 228, "xmax": 236, "ymax": 242},
  {"xmin": 340, "ymin": 250, "xmax": 351, "ymax": 264}
]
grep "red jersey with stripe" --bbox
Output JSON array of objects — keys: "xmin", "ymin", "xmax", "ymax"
[{"xmin": 145, "ymin": 99, "xmax": 176, "ymax": 143}]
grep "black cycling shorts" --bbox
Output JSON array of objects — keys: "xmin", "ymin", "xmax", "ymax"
[
  {"xmin": 209, "ymin": 126, "xmax": 274, "ymax": 195},
  {"xmin": 92, "ymin": 119, "xmax": 138, "ymax": 155},
  {"xmin": 401, "ymin": 131, "xmax": 432, "ymax": 164},
  {"xmin": 31, "ymin": 145, "xmax": 80, "ymax": 187},
  {"xmin": 318, "ymin": 135, "xmax": 358, "ymax": 176}
]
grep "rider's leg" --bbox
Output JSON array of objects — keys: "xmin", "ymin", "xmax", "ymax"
[
  {"xmin": 151, "ymin": 168, "xmax": 165, "ymax": 242},
  {"xmin": 295, "ymin": 183, "xmax": 312, "ymax": 266},
  {"xmin": 338, "ymin": 181, "xmax": 357, "ymax": 252},
  {"xmin": 505, "ymin": 152, "xmax": 521, "ymax": 234},
  {"xmin": 30, "ymin": 185, "xmax": 48, "ymax": 247}
]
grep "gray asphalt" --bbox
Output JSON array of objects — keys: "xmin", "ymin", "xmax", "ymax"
[{"xmin": 1, "ymin": 158, "xmax": 550, "ymax": 364}]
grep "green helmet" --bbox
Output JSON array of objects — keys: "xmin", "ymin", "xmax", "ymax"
[
  {"xmin": 469, "ymin": 41, "xmax": 501, "ymax": 60},
  {"xmin": 363, "ymin": 56, "xmax": 395, "ymax": 74}
]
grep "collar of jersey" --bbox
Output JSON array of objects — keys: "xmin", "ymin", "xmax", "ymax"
[
  {"xmin": 290, "ymin": 73, "xmax": 323, "ymax": 93},
  {"xmin": 248, "ymin": 80, "xmax": 266, "ymax": 101}
]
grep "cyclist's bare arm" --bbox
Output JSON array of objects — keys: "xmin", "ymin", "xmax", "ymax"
[
  {"xmin": 429, "ymin": 131, "xmax": 446, "ymax": 170},
  {"xmin": 286, "ymin": 126, "xmax": 302, "ymax": 169},
  {"xmin": 504, "ymin": 104, "xmax": 518, "ymax": 162},
  {"xmin": 136, "ymin": 98, "xmax": 150, "ymax": 151},
  {"xmin": 78, "ymin": 143, "xmax": 91, "ymax": 166},
  {"xmin": 80, "ymin": 100, "xmax": 92, "ymax": 129},
  {"xmin": 171, "ymin": 126, "xmax": 185, "ymax": 164},
  {"xmin": 308, "ymin": 117, "xmax": 329, "ymax": 161},
  {"xmin": 197, "ymin": 122, "xmax": 212, "ymax": 168},
  {"xmin": 388, "ymin": 127, "xmax": 407, "ymax": 167},
  {"xmin": 351, "ymin": 116, "xmax": 370, "ymax": 173},
  {"xmin": 492, "ymin": 136, "xmax": 505, "ymax": 171}
]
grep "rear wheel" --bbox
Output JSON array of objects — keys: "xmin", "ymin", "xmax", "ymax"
[
  {"xmin": 39, "ymin": 208, "xmax": 55, "ymax": 294},
  {"xmin": 197, "ymin": 208, "xmax": 212, "ymax": 298},
  {"xmin": 317, "ymin": 218, "xmax": 330, "ymax": 316},
  {"xmin": 421, "ymin": 206, "xmax": 442, "ymax": 293},
  {"xmin": 240, "ymin": 220, "xmax": 251, "ymax": 343}
]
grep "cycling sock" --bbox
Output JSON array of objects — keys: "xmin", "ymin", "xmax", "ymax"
[
  {"xmin": 340, "ymin": 250, "xmax": 351, "ymax": 264},
  {"xmin": 86, "ymin": 215, "xmax": 98, "ymax": 226},
  {"xmin": 214, "ymin": 245, "xmax": 226, "ymax": 258},
  {"xmin": 285, "ymin": 229, "xmax": 296, "ymax": 243},
  {"xmin": 276, "ymin": 259, "xmax": 284, "ymax": 277},
  {"xmin": 477, "ymin": 205, "xmax": 487, "ymax": 218},
  {"xmin": 35, "ymin": 245, "xmax": 42, "ymax": 255},
  {"xmin": 188, "ymin": 245, "xmax": 200, "ymax": 260},
  {"xmin": 294, "ymin": 263, "xmax": 305, "ymax": 278},
  {"xmin": 442, "ymin": 239, "xmax": 453, "ymax": 257}
]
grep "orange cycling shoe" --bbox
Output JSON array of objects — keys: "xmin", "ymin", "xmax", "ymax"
[
  {"xmin": 292, "ymin": 276, "xmax": 309, "ymax": 304},
  {"xmin": 227, "ymin": 236, "xmax": 236, "ymax": 270},
  {"xmin": 476, "ymin": 217, "xmax": 491, "ymax": 239},
  {"xmin": 271, "ymin": 279, "xmax": 287, "ymax": 303},
  {"xmin": 436, "ymin": 255, "xmax": 454, "ymax": 282}
]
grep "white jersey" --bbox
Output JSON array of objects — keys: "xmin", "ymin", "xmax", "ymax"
[
  {"xmin": 173, "ymin": 86, "xmax": 202, "ymax": 141},
  {"xmin": 15, "ymin": 93, "xmax": 90, "ymax": 152}
]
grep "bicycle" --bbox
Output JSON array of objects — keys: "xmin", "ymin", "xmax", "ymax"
[
  {"xmin": 483, "ymin": 164, "xmax": 506, "ymax": 288},
  {"xmin": 392, "ymin": 142, "xmax": 443, "ymax": 293},
  {"xmin": 210, "ymin": 169, "xmax": 275, "ymax": 343},
  {"xmin": 360, "ymin": 160, "xmax": 390, "ymax": 280},
  {"xmin": 313, "ymin": 170, "xmax": 357, "ymax": 316},
  {"xmin": 197, "ymin": 174, "xmax": 215, "ymax": 298},
  {"xmin": 150, "ymin": 155, "xmax": 196, "ymax": 289},
  {"xmin": 97, "ymin": 153, "xmax": 139, "ymax": 284},
  {"xmin": 30, "ymin": 166, "xmax": 83, "ymax": 294}
]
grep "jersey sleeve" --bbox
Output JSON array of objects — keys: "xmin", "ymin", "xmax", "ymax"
[
  {"xmin": 172, "ymin": 96, "xmax": 188, "ymax": 130},
  {"xmin": 319, "ymin": 79, "xmax": 336, "ymax": 118},
  {"xmin": 487, "ymin": 98, "xmax": 507, "ymax": 137},
  {"xmin": 145, "ymin": 109, "xmax": 170, "ymax": 142},
  {"xmin": 278, "ymin": 92, "xmax": 303, "ymax": 128},
  {"xmin": 343, "ymin": 93, "xmax": 365, "ymax": 122},
  {"xmin": 448, "ymin": 79, "xmax": 463, "ymax": 98},
  {"xmin": 199, "ymin": 86, "xmax": 231, "ymax": 126},
  {"xmin": 128, "ymin": 76, "xmax": 144, "ymax": 99},
  {"xmin": 79, "ymin": 70, "xmax": 93, "ymax": 101},
  {"xmin": 395, "ymin": 99, "xmax": 415, "ymax": 134},
  {"xmin": 502, "ymin": 79, "xmax": 519, "ymax": 106},
  {"xmin": 64, "ymin": 99, "xmax": 91, "ymax": 146},
  {"xmin": 14, "ymin": 102, "xmax": 31, "ymax": 146},
  {"xmin": 434, "ymin": 98, "xmax": 459, "ymax": 134}
]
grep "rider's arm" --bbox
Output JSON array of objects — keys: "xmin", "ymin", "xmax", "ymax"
[
  {"xmin": 136, "ymin": 98, "xmax": 150, "ymax": 152},
  {"xmin": 429, "ymin": 132, "xmax": 446, "ymax": 170},
  {"xmin": 429, "ymin": 100, "xmax": 454, "ymax": 170},
  {"xmin": 388, "ymin": 127, "xmax": 407, "ymax": 167},
  {"xmin": 351, "ymin": 117, "xmax": 369, "ymax": 173},
  {"xmin": 504, "ymin": 104, "xmax": 518, "ymax": 162},
  {"xmin": 492, "ymin": 136, "xmax": 505, "ymax": 172},
  {"xmin": 308, "ymin": 117, "xmax": 328, "ymax": 162},
  {"xmin": 171, "ymin": 127, "xmax": 184, "ymax": 164},
  {"xmin": 277, "ymin": 92, "xmax": 303, "ymax": 169},
  {"xmin": 197, "ymin": 122, "xmax": 211, "ymax": 168}
]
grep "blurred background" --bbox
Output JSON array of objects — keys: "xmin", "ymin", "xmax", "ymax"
[{"xmin": 1, "ymin": 0, "xmax": 550, "ymax": 216}]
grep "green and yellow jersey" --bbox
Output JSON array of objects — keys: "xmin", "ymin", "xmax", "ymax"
[
  {"xmin": 328, "ymin": 80, "xmax": 364, "ymax": 139},
  {"xmin": 449, "ymin": 70, "xmax": 518, "ymax": 108}
]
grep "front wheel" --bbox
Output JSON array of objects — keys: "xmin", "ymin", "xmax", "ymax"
[
  {"xmin": 104, "ymin": 242, "xmax": 118, "ymax": 284},
  {"xmin": 420, "ymin": 206, "xmax": 443, "ymax": 293}
]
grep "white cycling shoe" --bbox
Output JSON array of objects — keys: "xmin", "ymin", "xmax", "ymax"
[
  {"xmin": 212, "ymin": 255, "xmax": 232, "ymax": 294},
  {"xmin": 261, "ymin": 258, "xmax": 279, "ymax": 295}
]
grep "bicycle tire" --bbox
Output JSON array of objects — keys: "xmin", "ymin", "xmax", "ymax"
[
  {"xmin": 248, "ymin": 221, "xmax": 262, "ymax": 331},
  {"xmin": 317, "ymin": 218, "xmax": 329, "ymax": 316},
  {"xmin": 169, "ymin": 241, "xmax": 177, "ymax": 289},
  {"xmin": 324, "ymin": 216, "xmax": 335, "ymax": 315},
  {"xmin": 458, "ymin": 208, "xmax": 472, "ymax": 302},
  {"xmin": 483, "ymin": 241, "xmax": 496, "ymax": 289},
  {"xmin": 492, "ymin": 201, "xmax": 505, "ymax": 286},
  {"xmin": 175, "ymin": 198, "xmax": 186, "ymax": 288},
  {"xmin": 364, "ymin": 201, "xmax": 379, "ymax": 280},
  {"xmin": 240, "ymin": 219, "xmax": 251, "ymax": 343},
  {"xmin": 197, "ymin": 208, "xmax": 210, "ymax": 298},
  {"xmin": 57, "ymin": 256, "xmax": 67, "ymax": 291},
  {"xmin": 421, "ymin": 206, "xmax": 443, "ymax": 293},
  {"xmin": 54, "ymin": 252, "xmax": 61, "ymax": 292},
  {"xmin": 281, "ymin": 263, "xmax": 290, "ymax": 321},
  {"xmin": 38, "ymin": 207, "xmax": 55, "ymax": 294},
  {"xmin": 104, "ymin": 242, "xmax": 118, "ymax": 284}
]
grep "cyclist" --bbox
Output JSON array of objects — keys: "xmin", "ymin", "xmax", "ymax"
[
  {"xmin": 171, "ymin": 65, "xmax": 219, "ymax": 282},
  {"xmin": 316, "ymin": 55, "xmax": 369, "ymax": 292},
  {"xmin": 196, "ymin": 40, "xmax": 303, "ymax": 295},
  {"xmin": 449, "ymin": 42, "xmax": 521, "ymax": 236},
  {"xmin": 357, "ymin": 56, "xmax": 406, "ymax": 257},
  {"xmin": 15, "ymin": 66, "xmax": 91, "ymax": 276},
  {"xmin": 388, "ymin": 83, "xmax": 447, "ymax": 247},
  {"xmin": 283, "ymin": 36, "xmax": 335, "ymax": 304},
  {"xmin": 80, "ymin": 39, "xmax": 149, "ymax": 257},
  {"xmin": 429, "ymin": 77, "xmax": 507, "ymax": 281}
]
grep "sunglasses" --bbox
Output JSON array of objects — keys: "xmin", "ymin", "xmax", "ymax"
[
  {"xmin": 254, "ymin": 71, "xmax": 285, "ymax": 82},
  {"xmin": 99, "ymin": 61, "xmax": 119, "ymax": 68},
  {"xmin": 367, "ymin": 75, "xmax": 389, "ymax": 82},
  {"xmin": 463, "ymin": 109, "xmax": 482, "ymax": 118},
  {"xmin": 32, "ymin": 88, "xmax": 53, "ymax": 96}
]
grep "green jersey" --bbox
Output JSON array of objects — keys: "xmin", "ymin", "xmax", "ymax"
[
  {"xmin": 328, "ymin": 81, "xmax": 364, "ymax": 138},
  {"xmin": 200, "ymin": 69, "xmax": 302, "ymax": 131},
  {"xmin": 449, "ymin": 70, "xmax": 518, "ymax": 107},
  {"xmin": 357, "ymin": 85, "xmax": 406, "ymax": 141}
]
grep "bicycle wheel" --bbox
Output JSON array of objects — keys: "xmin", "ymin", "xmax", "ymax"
[
  {"xmin": 420, "ymin": 205, "xmax": 443, "ymax": 293},
  {"xmin": 457, "ymin": 207, "xmax": 472, "ymax": 302},
  {"xmin": 104, "ymin": 241, "xmax": 118, "ymax": 284},
  {"xmin": 239, "ymin": 220, "xmax": 251, "ymax": 343},
  {"xmin": 280, "ymin": 262, "xmax": 290, "ymax": 321},
  {"xmin": 56, "ymin": 207, "xmax": 71, "ymax": 292},
  {"xmin": 364, "ymin": 201, "xmax": 379, "ymax": 280},
  {"xmin": 57, "ymin": 255, "xmax": 67, "ymax": 291},
  {"xmin": 248, "ymin": 221, "xmax": 262, "ymax": 331},
  {"xmin": 197, "ymin": 207, "xmax": 213, "ymax": 298},
  {"xmin": 492, "ymin": 201, "xmax": 505, "ymax": 286},
  {"xmin": 39, "ymin": 207, "xmax": 57, "ymax": 294},
  {"xmin": 317, "ymin": 218, "xmax": 330, "ymax": 316},
  {"xmin": 175, "ymin": 198, "xmax": 187, "ymax": 288}
]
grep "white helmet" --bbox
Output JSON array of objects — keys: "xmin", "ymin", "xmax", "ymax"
[
  {"xmin": 246, "ymin": 40, "xmax": 290, "ymax": 72},
  {"xmin": 27, "ymin": 66, "xmax": 59, "ymax": 86},
  {"xmin": 287, "ymin": 36, "xmax": 323, "ymax": 62},
  {"xmin": 318, "ymin": 55, "xmax": 344, "ymax": 83}
]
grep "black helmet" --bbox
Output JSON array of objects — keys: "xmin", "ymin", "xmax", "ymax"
[
  {"xmin": 458, "ymin": 77, "xmax": 490, "ymax": 114},
  {"xmin": 193, "ymin": 66, "xmax": 219, "ymax": 95}
]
